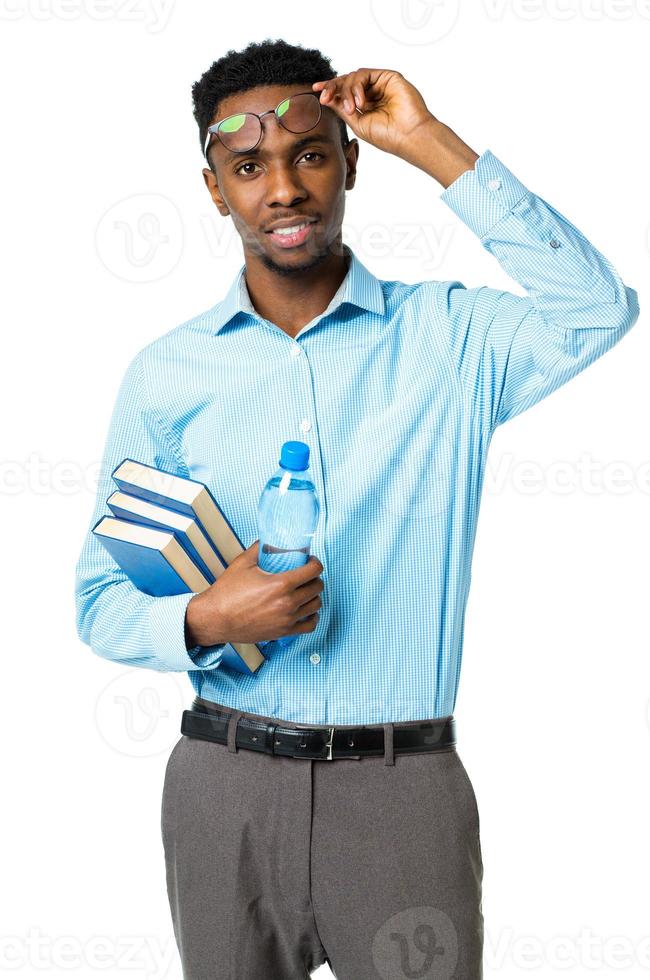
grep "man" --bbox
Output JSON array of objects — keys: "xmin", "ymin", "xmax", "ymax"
[{"xmin": 75, "ymin": 38, "xmax": 639, "ymax": 980}]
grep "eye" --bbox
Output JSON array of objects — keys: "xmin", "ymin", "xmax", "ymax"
[
  {"xmin": 233, "ymin": 151, "xmax": 325, "ymax": 176},
  {"xmin": 234, "ymin": 161, "xmax": 261, "ymax": 176}
]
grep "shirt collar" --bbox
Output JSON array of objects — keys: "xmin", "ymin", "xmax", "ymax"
[{"xmin": 209, "ymin": 243, "xmax": 385, "ymax": 335}]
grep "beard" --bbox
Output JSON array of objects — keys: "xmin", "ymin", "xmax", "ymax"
[{"xmin": 258, "ymin": 240, "xmax": 333, "ymax": 278}]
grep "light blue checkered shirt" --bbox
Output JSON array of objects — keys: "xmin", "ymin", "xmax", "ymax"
[{"xmin": 75, "ymin": 149, "xmax": 639, "ymax": 725}]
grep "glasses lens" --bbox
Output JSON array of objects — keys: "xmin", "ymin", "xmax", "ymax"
[
  {"xmin": 216, "ymin": 112, "xmax": 261, "ymax": 151},
  {"xmin": 275, "ymin": 92, "xmax": 321, "ymax": 134}
]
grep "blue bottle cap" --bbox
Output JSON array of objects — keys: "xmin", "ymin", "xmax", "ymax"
[{"xmin": 279, "ymin": 440, "xmax": 310, "ymax": 472}]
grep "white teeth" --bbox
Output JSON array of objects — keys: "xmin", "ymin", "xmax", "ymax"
[{"xmin": 272, "ymin": 222, "xmax": 309, "ymax": 236}]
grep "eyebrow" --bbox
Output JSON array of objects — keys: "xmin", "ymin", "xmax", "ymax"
[{"xmin": 221, "ymin": 133, "xmax": 335, "ymax": 164}]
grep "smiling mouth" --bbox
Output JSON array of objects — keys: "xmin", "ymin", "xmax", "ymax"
[{"xmin": 265, "ymin": 221, "xmax": 317, "ymax": 249}]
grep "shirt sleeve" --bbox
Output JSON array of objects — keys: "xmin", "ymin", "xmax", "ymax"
[
  {"xmin": 74, "ymin": 349, "xmax": 227, "ymax": 672},
  {"xmin": 435, "ymin": 149, "xmax": 640, "ymax": 431}
]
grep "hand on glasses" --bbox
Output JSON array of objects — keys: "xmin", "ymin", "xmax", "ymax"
[{"xmin": 310, "ymin": 67, "xmax": 435, "ymax": 159}]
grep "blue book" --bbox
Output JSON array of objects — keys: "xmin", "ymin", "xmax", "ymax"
[
  {"xmin": 106, "ymin": 489, "xmax": 225, "ymax": 585},
  {"xmin": 112, "ymin": 458, "xmax": 243, "ymax": 564},
  {"xmin": 92, "ymin": 516, "xmax": 211, "ymax": 596},
  {"xmin": 92, "ymin": 510, "xmax": 266, "ymax": 676}
]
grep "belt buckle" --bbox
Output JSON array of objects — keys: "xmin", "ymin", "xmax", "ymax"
[{"xmin": 324, "ymin": 725, "xmax": 335, "ymax": 760}]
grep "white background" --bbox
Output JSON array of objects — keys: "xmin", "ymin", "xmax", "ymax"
[{"xmin": 2, "ymin": 1, "xmax": 649, "ymax": 977}]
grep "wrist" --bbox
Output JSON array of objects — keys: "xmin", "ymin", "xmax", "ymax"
[
  {"xmin": 398, "ymin": 117, "xmax": 480, "ymax": 189},
  {"xmin": 185, "ymin": 592, "xmax": 226, "ymax": 649},
  {"xmin": 184, "ymin": 595, "xmax": 201, "ymax": 650}
]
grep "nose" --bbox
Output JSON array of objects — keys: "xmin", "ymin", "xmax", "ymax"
[
  {"xmin": 257, "ymin": 119, "xmax": 309, "ymax": 207},
  {"xmin": 263, "ymin": 161, "xmax": 308, "ymax": 209}
]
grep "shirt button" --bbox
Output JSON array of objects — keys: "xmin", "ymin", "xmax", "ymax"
[
  {"xmin": 487, "ymin": 178, "xmax": 501, "ymax": 191},
  {"xmin": 309, "ymin": 653, "xmax": 321, "ymax": 665},
  {"xmin": 300, "ymin": 419, "xmax": 312, "ymax": 433},
  {"xmin": 290, "ymin": 344, "xmax": 301, "ymax": 358},
  {"xmin": 549, "ymin": 238, "xmax": 561, "ymax": 249}
]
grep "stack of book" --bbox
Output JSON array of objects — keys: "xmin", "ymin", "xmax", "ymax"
[{"xmin": 92, "ymin": 458, "xmax": 266, "ymax": 674}]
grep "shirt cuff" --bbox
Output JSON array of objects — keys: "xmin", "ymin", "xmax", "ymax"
[
  {"xmin": 440, "ymin": 148, "xmax": 529, "ymax": 239},
  {"xmin": 148, "ymin": 592, "xmax": 225, "ymax": 671},
  {"xmin": 187, "ymin": 642, "xmax": 227, "ymax": 669}
]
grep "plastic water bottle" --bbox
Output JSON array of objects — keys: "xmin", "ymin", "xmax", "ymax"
[{"xmin": 257, "ymin": 441, "xmax": 320, "ymax": 648}]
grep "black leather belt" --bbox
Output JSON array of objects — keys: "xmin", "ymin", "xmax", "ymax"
[{"xmin": 181, "ymin": 697, "xmax": 457, "ymax": 761}]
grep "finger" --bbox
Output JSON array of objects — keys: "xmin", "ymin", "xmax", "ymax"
[
  {"xmin": 313, "ymin": 77, "xmax": 333, "ymax": 99},
  {"xmin": 292, "ymin": 611, "xmax": 319, "ymax": 632},
  {"xmin": 279, "ymin": 554, "xmax": 324, "ymax": 585},
  {"xmin": 350, "ymin": 68, "xmax": 386, "ymax": 110},
  {"xmin": 340, "ymin": 77, "xmax": 360, "ymax": 115},
  {"xmin": 343, "ymin": 69, "xmax": 369, "ymax": 113},
  {"xmin": 320, "ymin": 70, "xmax": 375, "ymax": 117},
  {"xmin": 244, "ymin": 539, "xmax": 260, "ymax": 561},
  {"xmin": 318, "ymin": 81, "xmax": 336, "ymax": 105},
  {"xmin": 293, "ymin": 595, "xmax": 322, "ymax": 619},
  {"xmin": 293, "ymin": 578, "xmax": 324, "ymax": 607},
  {"xmin": 321, "ymin": 87, "xmax": 356, "ymax": 119},
  {"xmin": 316, "ymin": 73, "xmax": 351, "ymax": 107}
]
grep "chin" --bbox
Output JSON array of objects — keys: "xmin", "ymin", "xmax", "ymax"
[{"xmin": 259, "ymin": 243, "xmax": 331, "ymax": 278}]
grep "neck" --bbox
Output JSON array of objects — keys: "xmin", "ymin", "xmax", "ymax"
[{"xmin": 242, "ymin": 241, "xmax": 350, "ymax": 339}]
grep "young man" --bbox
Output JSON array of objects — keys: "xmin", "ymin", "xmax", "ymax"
[{"xmin": 75, "ymin": 38, "xmax": 639, "ymax": 980}]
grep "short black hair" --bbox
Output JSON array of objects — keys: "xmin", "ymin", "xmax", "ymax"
[{"xmin": 192, "ymin": 38, "xmax": 350, "ymax": 169}]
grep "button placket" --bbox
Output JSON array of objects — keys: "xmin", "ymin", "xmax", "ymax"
[{"xmin": 287, "ymin": 339, "xmax": 330, "ymax": 650}]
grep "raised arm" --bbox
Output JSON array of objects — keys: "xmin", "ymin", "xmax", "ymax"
[
  {"xmin": 310, "ymin": 69, "xmax": 640, "ymax": 432},
  {"xmin": 431, "ymin": 142, "xmax": 639, "ymax": 430}
]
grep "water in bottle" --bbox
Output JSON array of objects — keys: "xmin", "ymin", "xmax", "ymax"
[{"xmin": 257, "ymin": 440, "xmax": 320, "ymax": 648}]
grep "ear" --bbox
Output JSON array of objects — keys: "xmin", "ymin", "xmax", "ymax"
[
  {"xmin": 202, "ymin": 167, "xmax": 230, "ymax": 216},
  {"xmin": 344, "ymin": 138, "xmax": 359, "ymax": 191}
]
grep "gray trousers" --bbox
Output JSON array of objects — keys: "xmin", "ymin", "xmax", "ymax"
[{"xmin": 161, "ymin": 696, "xmax": 484, "ymax": 979}]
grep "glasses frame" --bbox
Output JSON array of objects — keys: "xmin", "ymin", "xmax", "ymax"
[{"xmin": 203, "ymin": 90, "xmax": 324, "ymax": 160}]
